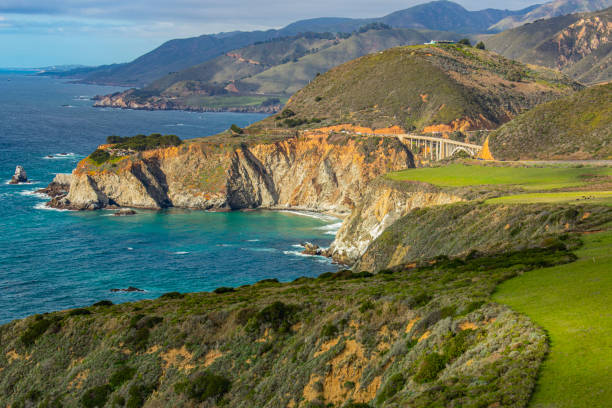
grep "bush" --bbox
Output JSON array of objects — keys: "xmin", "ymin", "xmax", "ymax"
[
  {"xmin": 252, "ymin": 301, "xmax": 298, "ymax": 333},
  {"xmin": 213, "ymin": 287, "xmax": 236, "ymax": 294},
  {"xmin": 376, "ymin": 373, "xmax": 405, "ymax": 403},
  {"xmin": 105, "ymin": 134, "xmax": 181, "ymax": 151},
  {"xmin": 159, "ymin": 292, "xmax": 184, "ymax": 299},
  {"xmin": 409, "ymin": 292, "xmax": 432, "ymax": 308},
  {"xmin": 20, "ymin": 317, "xmax": 53, "ymax": 346},
  {"xmin": 175, "ymin": 372, "xmax": 231, "ymax": 402},
  {"xmin": 68, "ymin": 308, "xmax": 91, "ymax": 316},
  {"xmin": 109, "ymin": 366, "xmax": 136, "ymax": 388},
  {"xmin": 126, "ymin": 384, "xmax": 155, "ymax": 408},
  {"xmin": 506, "ymin": 69, "xmax": 523, "ymax": 82},
  {"xmin": 277, "ymin": 109, "xmax": 296, "ymax": 119},
  {"xmin": 414, "ymin": 353, "xmax": 447, "ymax": 383},
  {"xmin": 230, "ymin": 124, "xmax": 243, "ymax": 134},
  {"xmin": 81, "ymin": 385, "xmax": 113, "ymax": 408},
  {"xmin": 315, "ymin": 96, "xmax": 323, "ymax": 102},
  {"xmin": 89, "ymin": 149, "xmax": 110, "ymax": 165},
  {"xmin": 458, "ymin": 38, "xmax": 471, "ymax": 46},
  {"xmin": 444, "ymin": 329, "xmax": 474, "ymax": 360},
  {"xmin": 321, "ymin": 323, "xmax": 339, "ymax": 338},
  {"xmin": 359, "ymin": 300, "xmax": 375, "ymax": 313},
  {"xmin": 475, "ymin": 41, "xmax": 485, "ymax": 50},
  {"xmin": 92, "ymin": 300, "xmax": 113, "ymax": 307},
  {"xmin": 257, "ymin": 278, "xmax": 279, "ymax": 284}
]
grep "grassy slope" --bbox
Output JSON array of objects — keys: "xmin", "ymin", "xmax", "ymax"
[
  {"xmin": 488, "ymin": 83, "xmax": 612, "ymax": 161},
  {"xmin": 494, "ymin": 229, "xmax": 612, "ymax": 408},
  {"xmin": 0, "ymin": 246, "xmax": 574, "ymax": 408},
  {"xmin": 260, "ymin": 44, "xmax": 579, "ymax": 131},
  {"xmin": 387, "ymin": 163, "xmax": 612, "ymax": 190}
]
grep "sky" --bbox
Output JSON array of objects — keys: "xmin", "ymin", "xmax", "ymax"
[{"xmin": 0, "ymin": 0, "xmax": 539, "ymax": 67}]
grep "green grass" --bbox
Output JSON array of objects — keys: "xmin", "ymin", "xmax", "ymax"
[
  {"xmin": 182, "ymin": 95, "xmax": 288, "ymax": 108},
  {"xmin": 486, "ymin": 191, "xmax": 612, "ymax": 206},
  {"xmin": 387, "ymin": 163, "xmax": 612, "ymax": 190},
  {"xmin": 493, "ymin": 230, "xmax": 612, "ymax": 408}
]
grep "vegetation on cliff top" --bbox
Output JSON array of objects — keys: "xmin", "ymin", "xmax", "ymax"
[
  {"xmin": 258, "ymin": 44, "xmax": 580, "ymax": 132},
  {"xmin": 1, "ymin": 239, "xmax": 579, "ymax": 407},
  {"xmin": 488, "ymin": 83, "xmax": 612, "ymax": 160}
]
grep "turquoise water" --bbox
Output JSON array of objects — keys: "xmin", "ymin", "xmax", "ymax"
[{"xmin": 0, "ymin": 75, "xmax": 339, "ymax": 324}]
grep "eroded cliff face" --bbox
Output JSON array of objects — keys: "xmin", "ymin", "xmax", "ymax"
[
  {"xmin": 329, "ymin": 179, "xmax": 464, "ymax": 264},
  {"xmin": 54, "ymin": 134, "xmax": 414, "ymax": 216}
]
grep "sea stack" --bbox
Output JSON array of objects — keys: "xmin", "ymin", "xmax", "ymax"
[{"xmin": 9, "ymin": 166, "xmax": 28, "ymax": 184}]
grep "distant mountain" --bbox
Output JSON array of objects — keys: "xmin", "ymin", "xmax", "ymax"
[
  {"xmin": 61, "ymin": 1, "xmax": 543, "ymax": 88},
  {"xmin": 490, "ymin": 0, "xmax": 612, "ymax": 30},
  {"xmin": 255, "ymin": 44, "xmax": 580, "ymax": 132},
  {"xmin": 93, "ymin": 28, "xmax": 460, "ymax": 112},
  {"xmin": 486, "ymin": 7, "xmax": 612, "ymax": 84},
  {"xmin": 488, "ymin": 83, "xmax": 612, "ymax": 160}
]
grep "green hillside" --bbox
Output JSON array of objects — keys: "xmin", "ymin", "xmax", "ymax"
[
  {"xmin": 486, "ymin": 7, "xmax": 612, "ymax": 84},
  {"xmin": 258, "ymin": 44, "xmax": 580, "ymax": 131},
  {"xmin": 488, "ymin": 83, "xmax": 612, "ymax": 160}
]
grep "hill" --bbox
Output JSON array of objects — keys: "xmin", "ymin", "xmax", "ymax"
[
  {"xmin": 93, "ymin": 28, "xmax": 459, "ymax": 112},
  {"xmin": 58, "ymin": 1, "xmax": 543, "ymax": 87},
  {"xmin": 485, "ymin": 7, "xmax": 612, "ymax": 84},
  {"xmin": 491, "ymin": 0, "xmax": 612, "ymax": 31},
  {"xmin": 487, "ymin": 83, "xmax": 612, "ymax": 160},
  {"xmin": 257, "ymin": 44, "xmax": 581, "ymax": 132}
]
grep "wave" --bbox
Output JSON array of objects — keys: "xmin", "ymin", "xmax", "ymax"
[
  {"xmin": 278, "ymin": 210, "xmax": 339, "ymax": 222},
  {"xmin": 4, "ymin": 180, "xmax": 39, "ymax": 185},
  {"xmin": 74, "ymin": 96, "xmax": 91, "ymax": 100},
  {"xmin": 127, "ymin": 247, "xmax": 134, "ymax": 251},
  {"xmin": 247, "ymin": 239, "xmax": 261, "ymax": 242},
  {"xmin": 282, "ymin": 250, "xmax": 310, "ymax": 258},
  {"xmin": 19, "ymin": 189, "xmax": 49, "ymax": 199},
  {"xmin": 34, "ymin": 202, "xmax": 71, "ymax": 212},
  {"xmin": 242, "ymin": 247, "xmax": 277, "ymax": 253},
  {"xmin": 173, "ymin": 251, "xmax": 190, "ymax": 255},
  {"xmin": 43, "ymin": 152, "xmax": 79, "ymax": 160}
]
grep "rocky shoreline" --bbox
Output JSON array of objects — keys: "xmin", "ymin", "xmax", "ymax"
[{"xmin": 92, "ymin": 93, "xmax": 282, "ymax": 114}]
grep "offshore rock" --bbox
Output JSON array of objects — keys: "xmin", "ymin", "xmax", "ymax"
[
  {"xmin": 114, "ymin": 209, "xmax": 137, "ymax": 216},
  {"xmin": 9, "ymin": 166, "xmax": 28, "ymax": 184},
  {"xmin": 37, "ymin": 173, "xmax": 72, "ymax": 198}
]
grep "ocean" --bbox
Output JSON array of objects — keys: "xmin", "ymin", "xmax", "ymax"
[{"xmin": 0, "ymin": 74, "xmax": 340, "ymax": 324}]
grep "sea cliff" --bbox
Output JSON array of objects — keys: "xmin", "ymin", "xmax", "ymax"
[{"xmin": 51, "ymin": 133, "xmax": 414, "ymax": 217}]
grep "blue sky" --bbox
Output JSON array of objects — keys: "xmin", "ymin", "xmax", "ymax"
[{"xmin": 0, "ymin": 0, "xmax": 538, "ymax": 67}]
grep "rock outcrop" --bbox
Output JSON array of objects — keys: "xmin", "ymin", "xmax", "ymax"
[
  {"xmin": 50, "ymin": 134, "xmax": 415, "ymax": 215},
  {"xmin": 37, "ymin": 173, "xmax": 72, "ymax": 198},
  {"xmin": 9, "ymin": 166, "xmax": 28, "ymax": 184},
  {"xmin": 329, "ymin": 179, "xmax": 464, "ymax": 264}
]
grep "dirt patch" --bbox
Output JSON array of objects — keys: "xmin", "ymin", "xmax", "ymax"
[
  {"xmin": 315, "ymin": 337, "xmax": 340, "ymax": 357},
  {"xmin": 418, "ymin": 331, "xmax": 431, "ymax": 342},
  {"xmin": 204, "ymin": 349, "xmax": 223, "ymax": 367},
  {"xmin": 405, "ymin": 317, "xmax": 420, "ymax": 333},
  {"xmin": 146, "ymin": 345, "xmax": 161, "ymax": 354},
  {"xmin": 69, "ymin": 369, "xmax": 89, "ymax": 390},
  {"xmin": 459, "ymin": 322, "xmax": 478, "ymax": 331},
  {"xmin": 161, "ymin": 346, "xmax": 194, "ymax": 372}
]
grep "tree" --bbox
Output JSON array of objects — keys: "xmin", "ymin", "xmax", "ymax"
[
  {"xmin": 458, "ymin": 38, "xmax": 471, "ymax": 46},
  {"xmin": 230, "ymin": 124, "xmax": 243, "ymax": 134},
  {"xmin": 475, "ymin": 41, "xmax": 485, "ymax": 50}
]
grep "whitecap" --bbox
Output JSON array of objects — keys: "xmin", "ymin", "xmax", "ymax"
[
  {"xmin": 19, "ymin": 190, "xmax": 49, "ymax": 199},
  {"xmin": 44, "ymin": 152, "xmax": 78, "ymax": 160},
  {"xmin": 242, "ymin": 247, "xmax": 277, "ymax": 253},
  {"xmin": 173, "ymin": 251, "xmax": 189, "ymax": 255},
  {"xmin": 278, "ymin": 210, "xmax": 338, "ymax": 222},
  {"xmin": 291, "ymin": 244, "xmax": 303, "ymax": 248},
  {"xmin": 282, "ymin": 250, "xmax": 310, "ymax": 258},
  {"xmin": 127, "ymin": 247, "xmax": 134, "ymax": 251},
  {"xmin": 247, "ymin": 239, "xmax": 261, "ymax": 242},
  {"xmin": 34, "ymin": 202, "xmax": 70, "ymax": 212}
]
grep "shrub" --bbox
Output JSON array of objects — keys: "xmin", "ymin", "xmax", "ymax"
[
  {"xmin": 213, "ymin": 287, "xmax": 236, "ymax": 294},
  {"xmin": 257, "ymin": 278, "xmax": 280, "ymax": 284},
  {"xmin": 409, "ymin": 292, "xmax": 432, "ymax": 308},
  {"xmin": 68, "ymin": 308, "xmax": 91, "ymax": 316},
  {"xmin": 315, "ymin": 96, "xmax": 323, "ymax": 102},
  {"xmin": 463, "ymin": 300, "xmax": 485, "ymax": 314},
  {"xmin": 444, "ymin": 329, "xmax": 474, "ymax": 360},
  {"xmin": 475, "ymin": 41, "xmax": 485, "ymax": 50},
  {"xmin": 81, "ymin": 385, "xmax": 113, "ymax": 408},
  {"xmin": 109, "ymin": 366, "xmax": 136, "ymax": 389},
  {"xmin": 89, "ymin": 149, "xmax": 110, "ymax": 165},
  {"xmin": 105, "ymin": 134, "xmax": 181, "ymax": 151},
  {"xmin": 414, "ymin": 353, "xmax": 447, "ymax": 383},
  {"xmin": 458, "ymin": 38, "xmax": 471, "ymax": 46},
  {"xmin": 159, "ymin": 292, "xmax": 184, "ymax": 299},
  {"xmin": 277, "ymin": 109, "xmax": 296, "ymax": 119},
  {"xmin": 175, "ymin": 372, "xmax": 231, "ymax": 402},
  {"xmin": 126, "ymin": 384, "xmax": 155, "ymax": 408},
  {"xmin": 321, "ymin": 323, "xmax": 339, "ymax": 338},
  {"xmin": 376, "ymin": 373, "xmax": 405, "ymax": 403},
  {"xmin": 506, "ymin": 69, "xmax": 523, "ymax": 82},
  {"xmin": 92, "ymin": 300, "xmax": 113, "ymax": 307},
  {"xmin": 359, "ymin": 300, "xmax": 375, "ymax": 313},
  {"xmin": 251, "ymin": 301, "xmax": 298, "ymax": 333},
  {"xmin": 230, "ymin": 124, "xmax": 243, "ymax": 134},
  {"xmin": 20, "ymin": 317, "xmax": 53, "ymax": 346}
]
